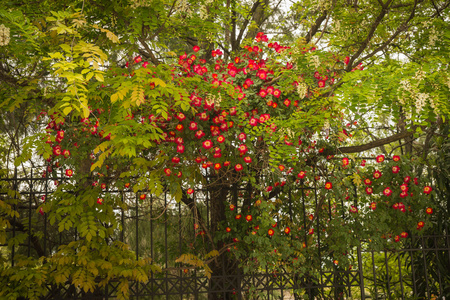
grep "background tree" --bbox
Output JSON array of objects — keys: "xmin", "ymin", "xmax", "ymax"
[{"xmin": 0, "ymin": 0, "xmax": 449, "ymax": 299}]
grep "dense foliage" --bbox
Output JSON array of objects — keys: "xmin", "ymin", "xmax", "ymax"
[{"xmin": 0, "ymin": 0, "xmax": 449, "ymax": 299}]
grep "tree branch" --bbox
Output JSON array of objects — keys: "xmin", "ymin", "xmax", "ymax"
[
  {"xmin": 258, "ymin": 0, "xmax": 284, "ymax": 30},
  {"xmin": 430, "ymin": 0, "xmax": 450, "ymax": 18},
  {"xmin": 147, "ymin": 0, "xmax": 178, "ymax": 41},
  {"xmin": 8, "ymin": 217, "xmax": 45, "ymax": 257},
  {"xmin": 323, "ymin": 130, "xmax": 416, "ymax": 156},
  {"xmin": 235, "ymin": 0, "xmax": 262, "ymax": 49},
  {"xmin": 354, "ymin": 0, "xmax": 418, "ymax": 66},
  {"xmin": 180, "ymin": 192, "xmax": 215, "ymax": 248},
  {"xmin": 138, "ymin": 37, "xmax": 160, "ymax": 66},
  {"xmin": 346, "ymin": 0, "xmax": 394, "ymax": 71},
  {"xmin": 314, "ymin": 0, "xmax": 338, "ymax": 45},
  {"xmin": 304, "ymin": 11, "xmax": 327, "ymax": 44}
]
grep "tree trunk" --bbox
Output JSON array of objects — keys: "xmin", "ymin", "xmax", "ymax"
[{"xmin": 208, "ymin": 183, "xmax": 243, "ymax": 300}]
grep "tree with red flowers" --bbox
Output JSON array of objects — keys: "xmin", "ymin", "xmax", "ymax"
[{"xmin": 1, "ymin": 0, "xmax": 450, "ymax": 299}]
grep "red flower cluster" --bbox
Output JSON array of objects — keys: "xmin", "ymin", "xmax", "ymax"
[
  {"xmin": 376, "ymin": 155, "xmax": 385, "ymax": 163},
  {"xmin": 349, "ymin": 205, "xmax": 358, "ymax": 213},
  {"xmin": 423, "ymin": 186, "xmax": 432, "ymax": 194},
  {"xmin": 373, "ymin": 170, "xmax": 382, "ymax": 179},
  {"xmin": 383, "ymin": 187, "xmax": 393, "ymax": 196},
  {"xmin": 342, "ymin": 157, "xmax": 349, "ymax": 166},
  {"xmin": 297, "ymin": 171, "xmax": 306, "ymax": 179}
]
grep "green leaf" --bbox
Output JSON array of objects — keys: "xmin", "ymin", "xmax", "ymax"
[
  {"xmin": 63, "ymin": 106, "xmax": 73, "ymax": 115},
  {"xmin": 95, "ymin": 73, "xmax": 104, "ymax": 82},
  {"xmin": 86, "ymin": 72, "xmax": 94, "ymax": 81},
  {"xmin": 111, "ymin": 93, "xmax": 118, "ymax": 103},
  {"xmin": 150, "ymin": 78, "xmax": 166, "ymax": 87},
  {"xmin": 82, "ymin": 107, "xmax": 90, "ymax": 118}
]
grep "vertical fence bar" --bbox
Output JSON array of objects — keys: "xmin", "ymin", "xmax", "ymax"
[
  {"xmin": 179, "ymin": 201, "xmax": 183, "ymax": 300},
  {"xmin": 351, "ymin": 182, "xmax": 358, "ymax": 298},
  {"xmin": 434, "ymin": 236, "xmax": 443, "ymax": 296},
  {"xmin": 206, "ymin": 188, "xmax": 210, "ymax": 234},
  {"xmin": 150, "ymin": 194, "xmax": 154, "ymax": 300},
  {"xmin": 288, "ymin": 189, "xmax": 293, "ymax": 222},
  {"xmin": 301, "ymin": 182, "xmax": 312, "ymax": 299},
  {"xmin": 287, "ymin": 189, "xmax": 293, "ymax": 299},
  {"xmin": 135, "ymin": 192, "xmax": 140, "ymax": 300},
  {"xmin": 11, "ymin": 167, "xmax": 17, "ymax": 267},
  {"xmin": 409, "ymin": 236, "xmax": 417, "ymax": 296},
  {"xmin": 58, "ymin": 170, "xmax": 62, "ymax": 247},
  {"xmin": 233, "ymin": 184, "xmax": 238, "ymax": 209},
  {"xmin": 446, "ymin": 233, "xmax": 450, "ymax": 298},
  {"xmin": 301, "ymin": 181, "xmax": 307, "ymax": 248},
  {"xmin": 44, "ymin": 172, "xmax": 48, "ymax": 256},
  {"xmin": 28, "ymin": 169, "xmax": 32, "ymax": 257},
  {"xmin": 371, "ymin": 251, "xmax": 378, "ymax": 299},
  {"xmin": 121, "ymin": 196, "xmax": 124, "ymax": 243},
  {"xmin": 421, "ymin": 236, "xmax": 431, "ymax": 299},
  {"xmin": 222, "ymin": 247, "xmax": 226, "ymax": 300},
  {"xmin": 397, "ymin": 252, "xmax": 404, "ymax": 299},
  {"xmin": 194, "ymin": 248, "xmax": 198, "ymax": 300},
  {"xmin": 135, "ymin": 192, "xmax": 139, "ymax": 260},
  {"xmin": 164, "ymin": 191, "xmax": 168, "ymax": 300},
  {"xmin": 384, "ymin": 251, "xmax": 391, "ymax": 299},
  {"xmin": 313, "ymin": 166, "xmax": 324, "ymax": 297},
  {"xmin": 192, "ymin": 192, "xmax": 199, "ymax": 300},
  {"xmin": 357, "ymin": 244, "xmax": 366, "ymax": 300}
]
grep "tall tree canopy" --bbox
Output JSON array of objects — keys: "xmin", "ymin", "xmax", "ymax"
[{"xmin": 0, "ymin": 0, "xmax": 449, "ymax": 298}]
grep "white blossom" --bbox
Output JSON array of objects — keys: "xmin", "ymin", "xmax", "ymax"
[
  {"xmin": 316, "ymin": 0, "xmax": 331, "ymax": 11},
  {"xmin": 130, "ymin": 0, "xmax": 152, "ymax": 8},
  {"xmin": 399, "ymin": 79, "xmax": 411, "ymax": 90},
  {"xmin": 333, "ymin": 20, "xmax": 340, "ymax": 32},
  {"xmin": 413, "ymin": 69, "xmax": 425, "ymax": 82},
  {"xmin": 0, "ymin": 24, "xmax": 11, "ymax": 46},
  {"xmin": 214, "ymin": 93, "xmax": 222, "ymax": 108},
  {"xmin": 370, "ymin": 85, "xmax": 381, "ymax": 103},
  {"xmin": 422, "ymin": 20, "xmax": 432, "ymax": 28},
  {"xmin": 429, "ymin": 95, "xmax": 439, "ymax": 115},
  {"xmin": 176, "ymin": 0, "xmax": 192, "ymax": 15},
  {"xmin": 397, "ymin": 79, "xmax": 411, "ymax": 105},
  {"xmin": 414, "ymin": 93, "xmax": 429, "ymax": 114},
  {"xmin": 429, "ymin": 27, "xmax": 438, "ymax": 46},
  {"xmin": 296, "ymin": 82, "xmax": 308, "ymax": 99},
  {"xmin": 199, "ymin": 5, "xmax": 208, "ymax": 20},
  {"xmin": 309, "ymin": 55, "xmax": 321, "ymax": 69},
  {"xmin": 111, "ymin": 13, "xmax": 117, "ymax": 28}
]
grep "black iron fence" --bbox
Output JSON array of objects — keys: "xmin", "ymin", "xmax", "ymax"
[{"xmin": 1, "ymin": 169, "xmax": 449, "ymax": 299}]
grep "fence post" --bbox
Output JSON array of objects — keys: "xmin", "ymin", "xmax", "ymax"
[
  {"xmin": 357, "ymin": 243, "xmax": 366, "ymax": 300},
  {"xmin": 11, "ymin": 167, "xmax": 17, "ymax": 267}
]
